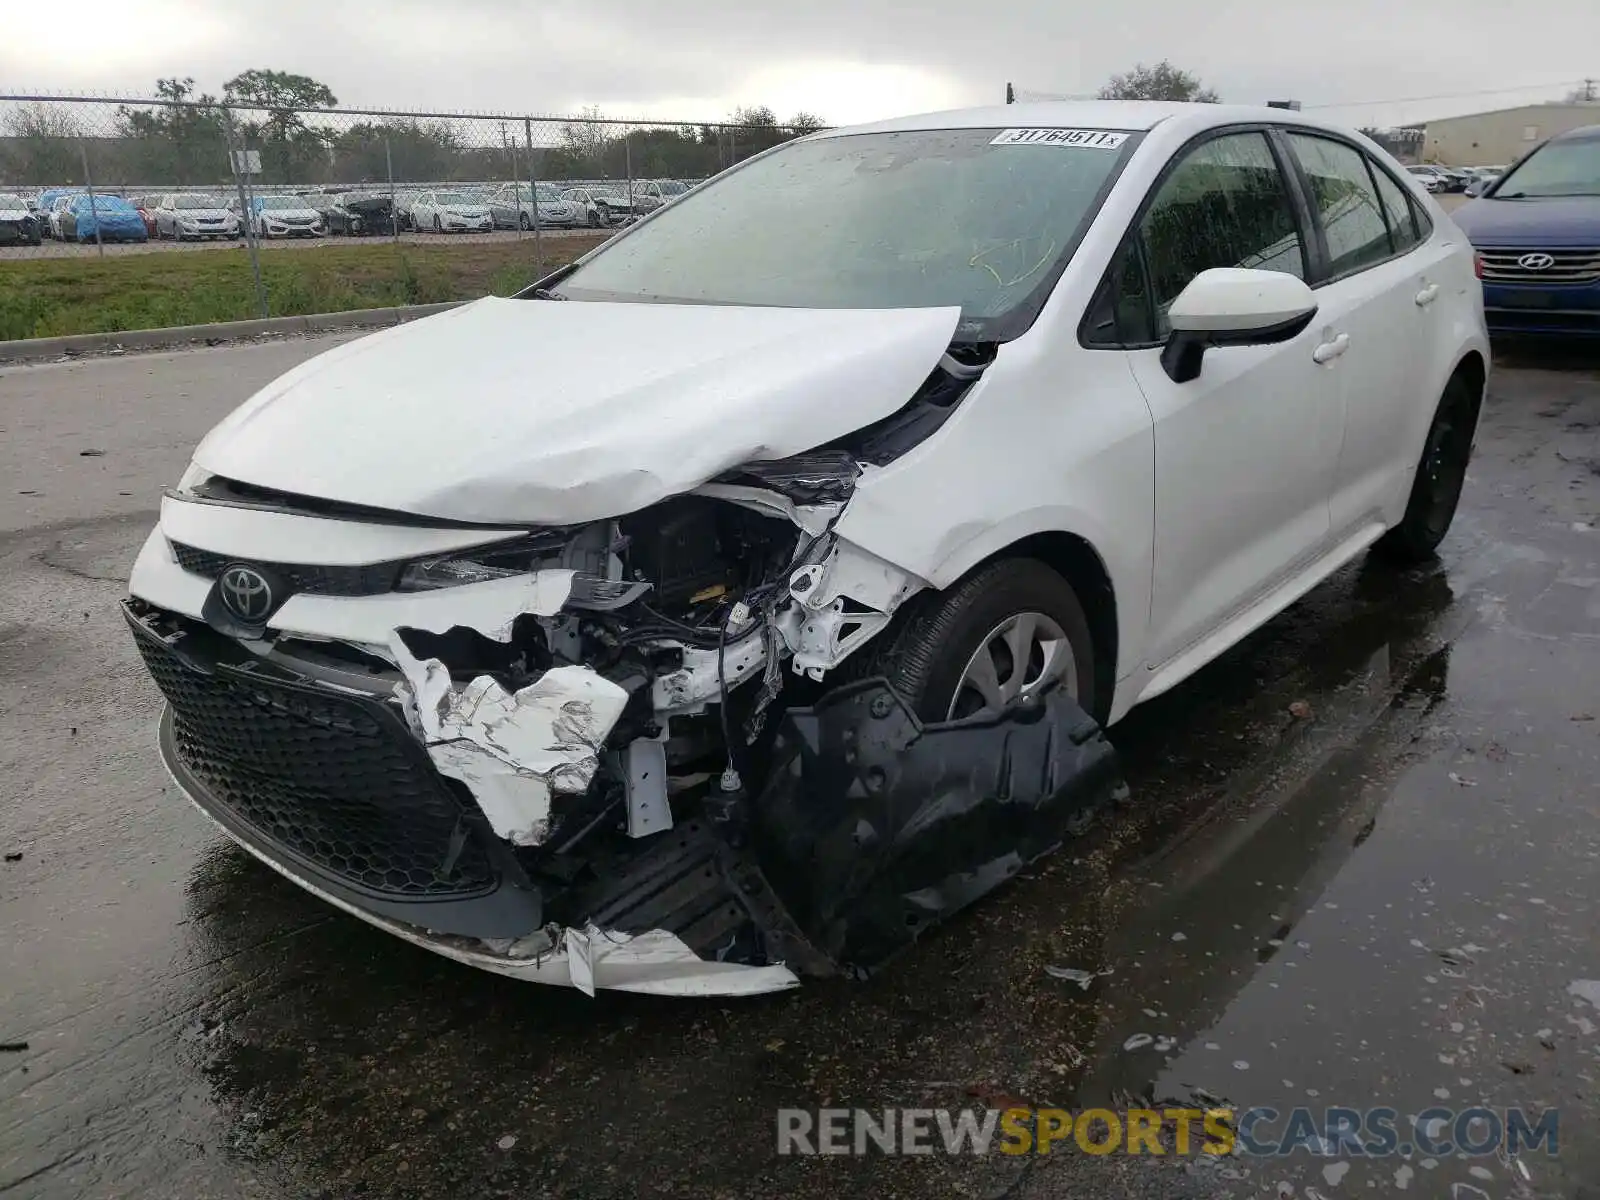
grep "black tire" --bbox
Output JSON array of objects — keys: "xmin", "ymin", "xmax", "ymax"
[
  {"xmin": 1373, "ymin": 372, "xmax": 1480, "ymax": 564},
  {"xmin": 433, "ymin": 214, "xmax": 442, "ymax": 234},
  {"xmin": 519, "ymin": 212, "xmax": 531, "ymax": 231},
  {"xmin": 870, "ymin": 558, "xmax": 1099, "ymax": 724}
]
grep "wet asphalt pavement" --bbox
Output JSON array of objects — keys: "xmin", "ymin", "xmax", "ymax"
[{"xmin": 2, "ymin": 337, "xmax": 1598, "ymax": 1199}]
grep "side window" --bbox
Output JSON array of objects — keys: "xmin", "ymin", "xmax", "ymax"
[
  {"xmin": 1367, "ymin": 160, "xmax": 1422, "ymax": 252},
  {"xmin": 1082, "ymin": 238, "xmax": 1155, "ymax": 347},
  {"xmin": 1286, "ymin": 133, "xmax": 1394, "ymax": 276},
  {"xmin": 1140, "ymin": 132, "xmax": 1306, "ymax": 335}
]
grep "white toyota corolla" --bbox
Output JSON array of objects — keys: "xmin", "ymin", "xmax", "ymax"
[{"xmin": 126, "ymin": 102, "xmax": 1487, "ymax": 996}]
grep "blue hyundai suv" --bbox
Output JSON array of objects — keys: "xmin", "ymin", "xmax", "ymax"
[{"xmin": 1451, "ymin": 124, "xmax": 1600, "ymax": 337}]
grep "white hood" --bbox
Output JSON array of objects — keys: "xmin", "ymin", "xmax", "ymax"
[
  {"xmin": 262, "ymin": 207, "xmax": 320, "ymax": 220},
  {"xmin": 193, "ymin": 296, "xmax": 961, "ymax": 524}
]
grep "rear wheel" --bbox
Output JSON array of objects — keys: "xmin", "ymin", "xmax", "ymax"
[
  {"xmin": 519, "ymin": 212, "xmax": 531, "ymax": 231},
  {"xmin": 433, "ymin": 214, "xmax": 442, "ymax": 234},
  {"xmin": 1373, "ymin": 372, "xmax": 1480, "ymax": 563},
  {"xmin": 870, "ymin": 559, "xmax": 1099, "ymax": 724}
]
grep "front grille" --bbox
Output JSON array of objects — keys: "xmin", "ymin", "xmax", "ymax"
[
  {"xmin": 1479, "ymin": 247, "xmax": 1600, "ymax": 285},
  {"xmin": 170, "ymin": 540, "xmax": 402, "ymax": 597},
  {"xmin": 129, "ymin": 610, "xmax": 496, "ymax": 899}
]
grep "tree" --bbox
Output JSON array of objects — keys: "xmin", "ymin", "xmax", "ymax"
[
  {"xmin": 1098, "ymin": 61, "xmax": 1219, "ymax": 103},
  {"xmin": 115, "ymin": 77, "xmax": 229, "ymax": 187},
  {"xmin": 1565, "ymin": 80, "xmax": 1598, "ymax": 103},
  {"xmin": 556, "ymin": 105, "xmax": 611, "ymax": 177},
  {"xmin": 0, "ymin": 102, "xmax": 83, "ymax": 185},
  {"xmin": 787, "ymin": 112, "xmax": 828, "ymax": 134},
  {"xmin": 223, "ymin": 69, "xmax": 340, "ymax": 184}
]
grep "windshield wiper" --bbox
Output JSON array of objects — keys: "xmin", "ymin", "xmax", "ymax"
[{"xmin": 530, "ymin": 287, "xmax": 567, "ymax": 301}]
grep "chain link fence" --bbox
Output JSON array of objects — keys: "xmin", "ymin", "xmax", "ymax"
[{"xmin": 0, "ymin": 94, "xmax": 822, "ymax": 339}]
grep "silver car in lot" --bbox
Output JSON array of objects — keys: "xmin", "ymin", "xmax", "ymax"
[
  {"xmin": 155, "ymin": 194, "xmax": 241, "ymax": 241},
  {"xmin": 488, "ymin": 183, "xmax": 583, "ymax": 230}
]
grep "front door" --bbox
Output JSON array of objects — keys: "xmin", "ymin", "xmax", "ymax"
[{"xmin": 1127, "ymin": 130, "xmax": 1341, "ymax": 667}]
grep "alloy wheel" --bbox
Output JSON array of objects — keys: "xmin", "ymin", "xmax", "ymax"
[{"xmin": 946, "ymin": 611, "xmax": 1076, "ymax": 720}]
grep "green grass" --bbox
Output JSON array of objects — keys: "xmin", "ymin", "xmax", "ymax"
[{"xmin": 0, "ymin": 237, "xmax": 597, "ymax": 341}]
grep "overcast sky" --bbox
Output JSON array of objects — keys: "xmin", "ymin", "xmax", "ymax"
[{"xmin": 7, "ymin": 0, "xmax": 1600, "ymax": 129}]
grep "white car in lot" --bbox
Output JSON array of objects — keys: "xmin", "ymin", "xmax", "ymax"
[
  {"xmin": 248, "ymin": 194, "xmax": 326, "ymax": 239},
  {"xmin": 155, "ymin": 194, "xmax": 241, "ymax": 241},
  {"xmin": 410, "ymin": 190, "xmax": 494, "ymax": 233},
  {"xmin": 126, "ymin": 102, "xmax": 1486, "ymax": 996}
]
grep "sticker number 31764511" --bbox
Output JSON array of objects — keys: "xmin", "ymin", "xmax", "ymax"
[{"xmin": 990, "ymin": 128, "xmax": 1128, "ymax": 149}]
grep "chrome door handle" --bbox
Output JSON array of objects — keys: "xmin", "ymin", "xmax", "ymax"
[
  {"xmin": 1312, "ymin": 333, "xmax": 1351, "ymax": 364},
  {"xmin": 1415, "ymin": 283, "xmax": 1441, "ymax": 307}
]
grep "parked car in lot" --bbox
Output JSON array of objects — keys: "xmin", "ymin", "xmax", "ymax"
[
  {"xmin": 0, "ymin": 192, "xmax": 42, "ymax": 246},
  {"xmin": 126, "ymin": 195, "xmax": 160, "ymax": 239},
  {"xmin": 240, "ymin": 194, "xmax": 327, "ymax": 239},
  {"xmin": 156, "ymin": 194, "xmax": 240, "ymax": 241},
  {"xmin": 488, "ymin": 183, "xmax": 583, "ymax": 230},
  {"xmin": 634, "ymin": 179, "xmax": 690, "ymax": 212},
  {"xmin": 410, "ymin": 190, "xmax": 494, "ymax": 233},
  {"xmin": 1452, "ymin": 123, "xmax": 1600, "ymax": 337},
  {"xmin": 125, "ymin": 101, "xmax": 1486, "ymax": 995},
  {"xmin": 35, "ymin": 189, "xmax": 77, "ymax": 238},
  {"xmin": 562, "ymin": 186, "xmax": 644, "ymax": 227},
  {"xmin": 1405, "ymin": 164, "xmax": 1450, "ymax": 193},
  {"xmin": 324, "ymin": 192, "xmax": 396, "ymax": 236},
  {"xmin": 61, "ymin": 194, "xmax": 149, "ymax": 243}
]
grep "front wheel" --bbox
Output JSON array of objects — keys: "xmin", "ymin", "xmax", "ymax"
[
  {"xmin": 1373, "ymin": 373, "xmax": 1480, "ymax": 563},
  {"xmin": 868, "ymin": 559, "xmax": 1099, "ymax": 724}
]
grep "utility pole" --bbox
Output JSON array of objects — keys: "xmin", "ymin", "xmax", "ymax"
[{"xmin": 1585, "ymin": 79, "xmax": 1597, "ymax": 102}]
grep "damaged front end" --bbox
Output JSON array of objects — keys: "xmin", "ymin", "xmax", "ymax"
[{"xmin": 128, "ymin": 346, "xmax": 1120, "ymax": 996}]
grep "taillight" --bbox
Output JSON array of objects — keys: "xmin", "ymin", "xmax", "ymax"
[{"xmin": 1473, "ymin": 251, "xmax": 1484, "ymax": 280}]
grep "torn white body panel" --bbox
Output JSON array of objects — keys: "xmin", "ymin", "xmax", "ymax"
[
  {"xmin": 391, "ymin": 637, "xmax": 629, "ymax": 846},
  {"xmin": 165, "ymin": 753, "xmax": 798, "ymax": 996},
  {"xmin": 191, "ymin": 296, "xmax": 961, "ymax": 526}
]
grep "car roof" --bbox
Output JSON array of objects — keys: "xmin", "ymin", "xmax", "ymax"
[
  {"xmin": 819, "ymin": 100, "xmax": 1362, "ymax": 139},
  {"xmin": 1550, "ymin": 123, "xmax": 1600, "ymax": 143}
]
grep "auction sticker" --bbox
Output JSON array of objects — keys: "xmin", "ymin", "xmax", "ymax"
[{"xmin": 990, "ymin": 128, "xmax": 1128, "ymax": 149}]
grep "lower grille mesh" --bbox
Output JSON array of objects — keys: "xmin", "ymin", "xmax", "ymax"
[{"xmin": 131, "ymin": 614, "xmax": 495, "ymax": 899}]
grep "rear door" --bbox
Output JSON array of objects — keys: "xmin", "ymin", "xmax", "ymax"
[
  {"xmin": 1121, "ymin": 129, "xmax": 1341, "ymax": 668},
  {"xmin": 1279, "ymin": 132, "xmax": 1455, "ymax": 536}
]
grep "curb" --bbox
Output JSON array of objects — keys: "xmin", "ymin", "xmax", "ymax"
[{"xmin": 0, "ymin": 301, "xmax": 467, "ymax": 364}]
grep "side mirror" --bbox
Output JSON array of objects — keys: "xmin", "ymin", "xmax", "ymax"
[{"xmin": 1160, "ymin": 268, "xmax": 1319, "ymax": 383}]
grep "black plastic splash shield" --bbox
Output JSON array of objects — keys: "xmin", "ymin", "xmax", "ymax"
[{"xmin": 750, "ymin": 679, "xmax": 1122, "ymax": 973}]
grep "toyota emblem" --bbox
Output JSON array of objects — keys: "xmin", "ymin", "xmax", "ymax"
[
  {"xmin": 1517, "ymin": 252, "xmax": 1556, "ymax": 271},
  {"xmin": 219, "ymin": 565, "xmax": 275, "ymax": 622}
]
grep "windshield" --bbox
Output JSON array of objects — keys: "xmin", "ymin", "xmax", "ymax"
[
  {"xmin": 1493, "ymin": 135, "xmax": 1600, "ymax": 198},
  {"xmin": 175, "ymin": 195, "xmax": 225, "ymax": 209},
  {"xmin": 658, "ymin": 181, "xmax": 688, "ymax": 196},
  {"xmin": 258, "ymin": 196, "xmax": 306, "ymax": 210},
  {"xmin": 435, "ymin": 192, "xmax": 475, "ymax": 205},
  {"xmin": 0, "ymin": 194, "xmax": 23, "ymax": 207},
  {"xmin": 555, "ymin": 127, "xmax": 1133, "ymax": 338}
]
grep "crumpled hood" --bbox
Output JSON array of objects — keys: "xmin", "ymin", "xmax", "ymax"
[
  {"xmin": 193, "ymin": 296, "xmax": 961, "ymax": 524},
  {"xmin": 1452, "ymin": 196, "xmax": 1600, "ymax": 247}
]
